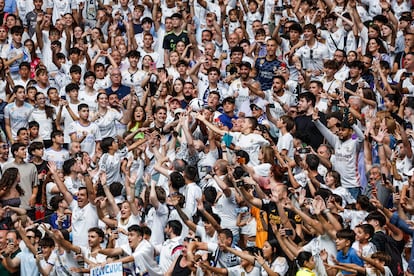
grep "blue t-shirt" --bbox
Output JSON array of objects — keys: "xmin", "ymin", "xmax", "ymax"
[
  {"xmin": 106, "ymin": 85, "xmax": 131, "ymax": 100},
  {"xmin": 49, "ymin": 213, "xmax": 71, "ymax": 230},
  {"xmin": 254, "ymin": 57, "xmax": 282, "ymax": 91},
  {"xmin": 336, "ymin": 247, "xmax": 364, "ymax": 275},
  {"xmin": 218, "ymin": 113, "xmax": 238, "ymax": 129}
]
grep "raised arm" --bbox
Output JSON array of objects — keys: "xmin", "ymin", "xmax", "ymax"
[
  {"xmin": 171, "ymin": 196, "xmax": 197, "ymax": 232},
  {"xmin": 48, "ymin": 162, "xmax": 73, "ymax": 205}
]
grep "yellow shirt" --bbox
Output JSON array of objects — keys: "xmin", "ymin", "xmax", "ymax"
[{"xmin": 296, "ymin": 268, "xmax": 316, "ymax": 276}]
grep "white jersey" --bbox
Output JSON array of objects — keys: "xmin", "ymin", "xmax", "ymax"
[
  {"xmin": 4, "ymin": 102, "xmax": 33, "ymax": 139},
  {"xmin": 68, "ymin": 121, "xmax": 102, "ymax": 157}
]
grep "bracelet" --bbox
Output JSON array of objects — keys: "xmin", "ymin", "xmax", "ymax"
[
  {"xmin": 377, "ymin": 143, "xmax": 383, "ymax": 147},
  {"xmin": 260, "ymin": 261, "xmax": 265, "ymax": 266}
]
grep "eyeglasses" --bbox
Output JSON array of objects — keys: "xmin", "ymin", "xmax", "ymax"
[
  {"xmin": 252, "ymin": 106, "xmax": 261, "ymax": 111},
  {"xmin": 27, "ymin": 236, "xmax": 35, "ymax": 239},
  {"xmin": 111, "ymin": 73, "xmax": 121, "ymax": 77},
  {"xmin": 1, "ymin": 145, "xmax": 8, "ymax": 149}
]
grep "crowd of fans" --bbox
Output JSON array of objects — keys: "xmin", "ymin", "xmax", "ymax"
[{"xmin": 1, "ymin": 0, "xmax": 414, "ymax": 275}]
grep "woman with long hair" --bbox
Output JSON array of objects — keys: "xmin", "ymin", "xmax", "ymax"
[
  {"xmin": 23, "ymin": 39, "xmax": 41, "ymax": 79},
  {"xmin": 256, "ymin": 239, "xmax": 289, "ymax": 276},
  {"xmin": 366, "ymin": 37, "xmax": 391, "ymax": 64},
  {"xmin": 172, "ymin": 78, "xmax": 185, "ymax": 101},
  {"xmin": 0, "ymin": 168, "xmax": 24, "ymax": 209},
  {"xmin": 127, "ymin": 105, "xmax": 150, "ymax": 140},
  {"xmin": 0, "ymin": 57, "xmax": 14, "ymax": 101},
  {"xmin": 29, "ymin": 92, "xmax": 55, "ymax": 147},
  {"xmin": 92, "ymin": 92, "xmax": 131, "ymax": 138},
  {"xmin": 166, "ymin": 51, "xmax": 180, "ymax": 80},
  {"xmin": 87, "ymin": 27, "xmax": 109, "ymax": 64}
]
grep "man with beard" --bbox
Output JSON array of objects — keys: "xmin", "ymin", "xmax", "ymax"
[
  {"xmin": 294, "ymin": 92, "xmax": 326, "ymax": 150},
  {"xmin": 227, "ymin": 61, "xmax": 262, "ymax": 116},
  {"xmin": 313, "ymin": 109, "xmax": 364, "ymax": 200},
  {"xmin": 333, "ymin": 49, "xmax": 349, "ymax": 81},
  {"xmin": 157, "ymin": 220, "xmax": 183, "ymax": 273},
  {"xmin": 255, "ymin": 38, "xmax": 282, "ymax": 90}
]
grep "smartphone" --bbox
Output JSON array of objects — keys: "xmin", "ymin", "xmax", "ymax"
[
  {"xmin": 150, "ymin": 62, "xmax": 156, "ymax": 70},
  {"xmin": 395, "ymin": 186, "xmax": 400, "ymax": 193},
  {"xmin": 382, "ymin": 173, "xmax": 387, "ymax": 183},
  {"xmin": 298, "ymin": 148, "xmax": 310, "ymax": 154},
  {"xmin": 201, "ymin": 166, "xmax": 212, "ymax": 174},
  {"xmin": 285, "ymin": 229, "xmax": 294, "ymax": 236},
  {"xmin": 60, "ymin": 95, "xmax": 66, "ymax": 100},
  {"xmin": 37, "ymin": 247, "xmax": 42, "ymax": 254},
  {"xmin": 332, "ymin": 99, "xmax": 339, "ymax": 106},
  {"xmin": 7, "ymin": 238, "xmax": 13, "ymax": 244},
  {"xmin": 268, "ymin": 103, "xmax": 275, "ymax": 108},
  {"xmin": 404, "ymin": 72, "xmax": 412, "ymax": 77}
]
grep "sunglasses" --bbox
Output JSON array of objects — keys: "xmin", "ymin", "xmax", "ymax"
[{"xmin": 1, "ymin": 145, "xmax": 8, "ymax": 149}]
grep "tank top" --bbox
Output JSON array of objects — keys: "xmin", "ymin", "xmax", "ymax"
[{"xmin": 172, "ymin": 255, "xmax": 191, "ymax": 276}]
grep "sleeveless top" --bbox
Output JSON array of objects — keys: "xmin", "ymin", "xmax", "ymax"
[{"xmin": 172, "ymin": 255, "xmax": 191, "ymax": 276}]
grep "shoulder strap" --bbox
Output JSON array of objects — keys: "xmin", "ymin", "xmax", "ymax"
[{"xmin": 329, "ymin": 33, "xmax": 339, "ymax": 50}]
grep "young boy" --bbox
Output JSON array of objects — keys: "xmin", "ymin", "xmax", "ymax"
[
  {"xmin": 28, "ymin": 121, "xmax": 41, "ymax": 143},
  {"xmin": 352, "ymin": 224, "xmax": 377, "ymax": 257},
  {"xmin": 275, "ymin": 115, "xmax": 295, "ymax": 158},
  {"xmin": 99, "ymin": 136, "xmax": 147, "ymax": 185},
  {"xmin": 68, "ymin": 103, "xmax": 102, "ymax": 158},
  {"xmin": 2, "ymin": 26, "xmax": 30, "ymax": 80},
  {"xmin": 335, "ymin": 229, "xmax": 364, "ymax": 275}
]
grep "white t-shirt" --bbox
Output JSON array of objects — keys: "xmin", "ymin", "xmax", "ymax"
[
  {"xmin": 148, "ymin": 203, "xmax": 169, "ymax": 248},
  {"xmin": 29, "ymin": 108, "xmax": 55, "ymax": 140},
  {"xmin": 43, "ymin": 148, "xmax": 70, "ymax": 170},
  {"xmin": 68, "ymin": 121, "xmax": 102, "ymax": 157},
  {"xmin": 129, "ymin": 239, "xmax": 163, "ymax": 276},
  {"xmin": 69, "ymin": 200, "xmax": 99, "ymax": 247},
  {"xmin": 213, "ymin": 190, "xmax": 239, "ymax": 236},
  {"xmin": 93, "ymin": 108, "xmax": 123, "ymax": 138},
  {"xmin": 4, "ymin": 102, "xmax": 33, "ymax": 139},
  {"xmin": 58, "ymin": 102, "xmax": 80, "ymax": 143},
  {"xmin": 179, "ymin": 182, "xmax": 202, "ymax": 217},
  {"xmin": 277, "ymin": 132, "xmax": 294, "ymax": 159},
  {"xmin": 115, "ymin": 212, "xmax": 141, "ymax": 247},
  {"xmin": 261, "ymin": 257, "xmax": 289, "ymax": 276},
  {"xmin": 231, "ymin": 132, "xmax": 270, "ymax": 166}
]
